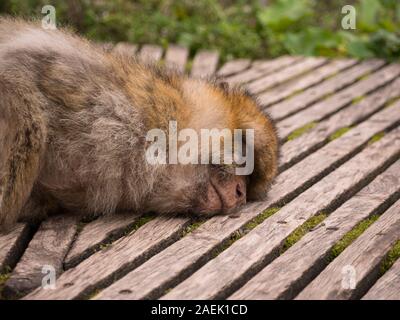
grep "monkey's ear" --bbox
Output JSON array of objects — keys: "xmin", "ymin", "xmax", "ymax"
[{"xmin": 217, "ymin": 81, "xmax": 229, "ymax": 92}]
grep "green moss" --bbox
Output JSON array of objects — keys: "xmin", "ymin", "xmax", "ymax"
[
  {"xmin": 357, "ymin": 74, "xmax": 370, "ymax": 81},
  {"xmin": 126, "ymin": 214, "xmax": 155, "ymax": 236},
  {"xmin": 99, "ymin": 243, "xmax": 112, "ymax": 251},
  {"xmin": 329, "ymin": 215, "xmax": 379, "ymax": 261},
  {"xmin": 245, "ymin": 207, "xmax": 281, "ymax": 230},
  {"xmin": 185, "ymin": 60, "xmax": 193, "ymax": 73},
  {"xmin": 380, "ymin": 240, "xmax": 400, "ymax": 275},
  {"xmin": 0, "ymin": 273, "xmax": 10, "ymax": 286},
  {"xmin": 287, "ymin": 122, "xmax": 317, "ymax": 141},
  {"xmin": 368, "ymin": 132, "xmax": 385, "ymax": 145},
  {"xmin": 384, "ymin": 97, "xmax": 400, "ymax": 108},
  {"xmin": 0, "ymin": 272, "xmax": 11, "ymax": 300},
  {"xmin": 182, "ymin": 218, "xmax": 207, "ymax": 237},
  {"xmin": 329, "ymin": 127, "xmax": 352, "ymax": 141},
  {"xmin": 351, "ymin": 95, "xmax": 365, "ymax": 105},
  {"xmin": 212, "ymin": 207, "xmax": 281, "ymax": 258},
  {"xmin": 86, "ymin": 289, "xmax": 101, "ymax": 300},
  {"xmin": 281, "ymin": 213, "xmax": 327, "ymax": 254}
]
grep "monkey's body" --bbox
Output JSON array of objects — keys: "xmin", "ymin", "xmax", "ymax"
[{"xmin": 0, "ymin": 19, "xmax": 279, "ymax": 229}]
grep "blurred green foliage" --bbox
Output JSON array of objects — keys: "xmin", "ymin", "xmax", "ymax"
[{"xmin": 1, "ymin": 0, "xmax": 399, "ymax": 61}]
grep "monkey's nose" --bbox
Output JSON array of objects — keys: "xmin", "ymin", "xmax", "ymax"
[
  {"xmin": 235, "ymin": 180, "xmax": 247, "ymax": 205},
  {"xmin": 222, "ymin": 177, "xmax": 247, "ymax": 212}
]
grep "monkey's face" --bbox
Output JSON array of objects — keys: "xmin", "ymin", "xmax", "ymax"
[
  {"xmin": 146, "ymin": 164, "xmax": 248, "ymax": 216},
  {"xmin": 144, "ymin": 79, "xmax": 279, "ymax": 217},
  {"xmin": 196, "ymin": 165, "xmax": 247, "ymax": 216}
]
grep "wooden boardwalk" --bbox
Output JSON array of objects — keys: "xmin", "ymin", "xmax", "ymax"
[{"xmin": 1, "ymin": 43, "xmax": 399, "ymax": 300}]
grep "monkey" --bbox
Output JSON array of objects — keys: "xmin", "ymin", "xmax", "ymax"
[{"xmin": 0, "ymin": 18, "xmax": 279, "ymax": 230}]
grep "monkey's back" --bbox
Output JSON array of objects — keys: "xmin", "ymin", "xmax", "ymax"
[{"xmin": 0, "ymin": 19, "xmax": 155, "ymax": 217}]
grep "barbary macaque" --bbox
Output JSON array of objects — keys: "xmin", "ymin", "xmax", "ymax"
[{"xmin": 0, "ymin": 18, "xmax": 279, "ymax": 229}]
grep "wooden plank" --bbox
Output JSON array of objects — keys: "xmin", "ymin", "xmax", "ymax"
[
  {"xmin": 258, "ymin": 59, "xmax": 357, "ymax": 107},
  {"xmin": 363, "ymin": 258, "xmax": 400, "ymax": 300},
  {"xmin": 190, "ymin": 50, "xmax": 219, "ymax": 78},
  {"xmin": 224, "ymin": 56, "xmax": 301, "ymax": 85},
  {"xmin": 95, "ymin": 42, "xmax": 114, "ymax": 52},
  {"xmin": 230, "ymin": 161, "xmax": 400, "ymax": 300},
  {"xmin": 164, "ymin": 45, "xmax": 189, "ymax": 73},
  {"xmin": 268, "ymin": 60, "xmax": 385, "ymax": 121},
  {"xmin": 112, "ymin": 42, "xmax": 138, "ymax": 56},
  {"xmin": 296, "ymin": 199, "xmax": 400, "ymax": 300},
  {"xmin": 273, "ymin": 101, "xmax": 400, "ymax": 202},
  {"xmin": 95, "ymin": 127, "xmax": 400, "ymax": 300},
  {"xmin": 161, "ymin": 127, "xmax": 400, "ymax": 300},
  {"xmin": 278, "ymin": 63, "xmax": 400, "ymax": 140},
  {"xmin": 217, "ymin": 59, "xmax": 251, "ymax": 78},
  {"xmin": 2, "ymin": 216, "xmax": 77, "ymax": 298},
  {"xmin": 0, "ymin": 224, "xmax": 32, "ymax": 273},
  {"xmin": 25, "ymin": 214, "xmax": 190, "ymax": 299},
  {"xmin": 280, "ymin": 78, "xmax": 400, "ymax": 170},
  {"xmin": 246, "ymin": 57, "xmax": 327, "ymax": 94},
  {"xmin": 64, "ymin": 213, "xmax": 143, "ymax": 269},
  {"xmin": 139, "ymin": 44, "xmax": 163, "ymax": 63}
]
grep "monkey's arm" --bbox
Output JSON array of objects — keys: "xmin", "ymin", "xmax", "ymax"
[{"xmin": 0, "ymin": 78, "xmax": 47, "ymax": 229}]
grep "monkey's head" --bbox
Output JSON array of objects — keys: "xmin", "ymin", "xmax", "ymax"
[
  {"xmin": 144, "ymin": 77, "xmax": 279, "ymax": 217},
  {"xmin": 145, "ymin": 79, "xmax": 279, "ymax": 215}
]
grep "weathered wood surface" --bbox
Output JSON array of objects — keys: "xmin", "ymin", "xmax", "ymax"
[
  {"xmin": 230, "ymin": 161, "xmax": 400, "ymax": 300},
  {"xmin": 217, "ymin": 59, "xmax": 251, "ymax": 78},
  {"xmin": 1, "ymin": 46, "xmax": 399, "ymax": 300},
  {"xmin": 278, "ymin": 63, "xmax": 400, "ymax": 139},
  {"xmin": 139, "ymin": 44, "xmax": 163, "ymax": 63},
  {"xmin": 161, "ymin": 130, "xmax": 400, "ymax": 300},
  {"xmin": 164, "ymin": 45, "xmax": 189, "ymax": 73},
  {"xmin": 190, "ymin": 50, "xmax": 219, "ymax": 78},
  {"xmin": 280, "ymin": 78, "xmax": 400, "ymax": 169},
  {"xmin": 296, "ymin": 198, "xmax": 400, "ymax": 300},
  {"xmin": 268, "ymin": 60, "xmax": 384, "ymax": 121},
  {"xmin": 2, "ymin": 216, "xmax": 77, "ymax": 298},
  {"xmin": 0, "ymin": 224, "xmax": 32, "ymax": 272},
  {"xmin": 247, "ymin": 57, "xmax": 327, "ymax": 94},
  {"xmin": 225, "ymin": 56, "xmax": 301, "ymax": 85},
  {"xmin": 112, "ymin": 42, "xmax": 138, "ymax": 56},
  {"xmin": 64, "ymin": 213, "xmax": 142, "ymax": 269},
  {"xmin": 26, "ymin": 215, "xmax": 190, "ymax": 300},
  {"xmin": 363, "ymin": 258, "xmax": 400, "ymax": 300},
  {"xmin": 258, "ymin": 59, "xmax": 357, "ymax": 107}
]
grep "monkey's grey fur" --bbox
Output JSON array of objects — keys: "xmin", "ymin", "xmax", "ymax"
[{"xmin": 0, "ymin": 18, "xmax": 279, "ymax": 229}]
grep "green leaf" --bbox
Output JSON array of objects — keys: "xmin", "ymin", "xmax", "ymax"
[
  {"xmin": 359, "ymin": 0, "xmax": 383, "ymax": 31},
  {"xmin": 346, "ymin": 40, "xmax": 375, "ymax": 58},
  {"xmin": 257, "ymin": 0, "xmax": 313, "ymax": 32}
]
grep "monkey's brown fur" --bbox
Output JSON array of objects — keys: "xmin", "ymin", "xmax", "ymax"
[{"xmin": 0, "ymin": 18, "xmax": 279, "ymax": 229}]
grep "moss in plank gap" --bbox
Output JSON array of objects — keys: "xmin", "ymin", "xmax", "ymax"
[
  {"xmin": 287, "ymin": 122, "xmax": 317, "ymax": 141},
  {"xmin": 181, "ymin": 218, "xmax": 207, "ymax": 237},
  {"xmin": 0, "ymin": 273, "xmax": 10, "ymax": 286},
  {"xmin": 212, "ymin": 207, "xmax": 281, "ymax": 258},
  {"xmin": 326, "ymin": 71, "xmax": 339, "ymax": 80},
  {"xmin": 244, "ymin": 207, "xmax": 281, "ymax": 231},
  {"xmin": 328, "ymin": 214, "xmax": 379, "ymax": 262},
  {"xmin": 280, "ymin": 213, "xmax": 327, "ymax": 254},
  {"xmin": 368, "ymin": 132, "xmax": 385, "ymax": 145},
  {"xmin": 351, "ymin": 95, "xmax": 365, "ymax": 105},
  {"xmin": 322, "ymin": 92, "xmax": 334, "ymax": 100},
  {"xmin": 357, "ymin": 73, "xmax": 370, "ymax": 81},
  {"xmin": 384, "ymin": 97, "xmax": 400, "ymax": 108},
  {"xmin": 380, "ymin": 239, "xmax": 400, "ymax": 276},
  {"xmin": 0, "ymin": 272, "xmax": 11, "ymax": 300},
  {"xmin": 125, "ymin": 213, "xmax": 155, "ymax": 236},
  {"xmin": 185, "ymin": 60, "xmax": 193, "ymax": 73},
  {"xmin": 329, "ymin": 127, "xmax": 352, "ymax": 141},
  {"xmin": 85, "ymin": 288, "xmax": 102, "ymax": 300}
]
